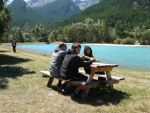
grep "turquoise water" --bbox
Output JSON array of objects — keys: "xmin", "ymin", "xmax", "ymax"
[{"xmin": 17, "ymin": 44, "xmax": 150, "ymax": 71}]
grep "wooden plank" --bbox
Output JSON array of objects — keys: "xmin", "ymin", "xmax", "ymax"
[
  {"xmin": 92, "ymin": 62, "xmax": 118, "ymax": 67},
  {"xmin": 94, "ymin": 74, "xmax": 125, "ymax": 80},
  {"xmin": 85, "ymin": 80, "xmax": 119, "ymax": 88},
  {"xmin": 40, "ymin": 71, "xmax": 63, "ymax": 80},
  {"xmin": 79, "ymin": 70, "xmax": 125, "ymax": 81},
  {"xmin": 71, "ymin": 80, "xmax": 119, "ymax": 88}
]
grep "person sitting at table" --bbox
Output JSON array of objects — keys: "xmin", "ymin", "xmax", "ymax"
[
  {"xmin": 83, "ymin": 46, "xmax": 99, "ymax": 74},
  {"xmin": 49, "ymin": 42, "xmax": 67, "ymax": 88},
  {"xmin": 83, "ymin": 46, "xmax": 105, "ymax": 80},
  {"xmin": 60, "ymin": 42, "xmax": 95, "ymax": 98}
]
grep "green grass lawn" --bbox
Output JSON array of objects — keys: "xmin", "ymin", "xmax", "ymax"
[{"xmin": 0, "ymin": 44, "xmax": 150, "ymax": 113}]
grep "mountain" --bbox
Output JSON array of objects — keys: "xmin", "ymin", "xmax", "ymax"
[
  {"xmin": 32, "ymin": 0, "xmax": 80, "ymax": 21},
  {"xmin": 27, "ymin": 0, "xmax": 100, "ymax": 10},
  {"xmin": 56, "ymin": 0, "xmax": 150, "ymax": 30},
  {"xmin": 7, "ymin": 0, "xmax": 41, "ymax": 27},
  {"xmin": 73, "ymin": 0, "xmax": 100, "ymax": 10},
  {"xmin": 7, "ymin": 0, "xmax": 80, "ymax": 27},
  {"xmin": 27, "ymin": 0, "xmax": 57, "ymax": 7}
]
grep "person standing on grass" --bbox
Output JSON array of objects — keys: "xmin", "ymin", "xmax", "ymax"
[
  {"xmin": 60, "ymin": 42, "xmax": 95, "ymax": 99},
  {"xmin": 49, "ymin": 42, "xmax": 67, "ymax": 88},
  {"xmin": 12, "ymin": 40, "xmax": 17, "ymax": 53}
]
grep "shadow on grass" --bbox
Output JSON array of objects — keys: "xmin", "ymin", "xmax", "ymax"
[
  {"xmin": 0, "ymin": 54, "xmax": 31, "ymax": 65},
  {"xmin": 0, "ymin": 50, "xmax": 11, "ymax": 53},
  {"xmin": 0, "ymin": 78, "xmax": 9, "ymax": 89},
  {"xmin": 0, "ymin": 66, "xmax": 35, "ymax": 89},
  {"xmin": 72, "ymin": 87, "xmax": 130, "ymax": 106},
  {"xmin": 49, "ymin": 85, "xmax": 130, "ymax": 106},
  {"xmin": 0, "ymin": 53, "xmax": 35, "ymax": 89},
  {"xmin": 0, "ymin": 66, "xmax": 35, "ymax": 78}
]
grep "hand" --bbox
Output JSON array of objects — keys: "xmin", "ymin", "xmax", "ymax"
[
  {"xmin": 80, "ymin": 55, "xmax": 85, "ymax": 59},
  {"xmin": 90, "ymin": 57, "xmax": 95, "ymax": 61},
  {"xmin": 95, "ymin": 59, "xmax": 100, "ymax": 62},
  {"xmin": 90, "ymin": 58, "xmax": 99, "ymax": 62}
]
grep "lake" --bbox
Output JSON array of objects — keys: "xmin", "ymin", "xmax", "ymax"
[{"xmin": 17, "ymin": 44, "xmax": 150, "ymax": 71}]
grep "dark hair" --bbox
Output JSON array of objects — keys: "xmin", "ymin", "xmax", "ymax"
[
  {"xmin": 84, "ymin": 46, "xmax": 93, "ymax": 57},
  {"xmin": 58, "ymin": 42, "xmax": 66, "ymax": 48},
  {"xmin": 72, "ymin": 42, "xmax": 81, "ymax": 50},
  {"xmin": 71, "ymin": 42, "xmax": 81, "ymax": 54}
]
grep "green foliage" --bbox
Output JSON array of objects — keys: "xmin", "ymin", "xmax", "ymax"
[
  {"xmin": 122, "ymin": 37, "xmax": 135, "ymax": 44},
  {"xmin": 141, "ymin": 29, "xmax": 150, "ymax": 45},
  {"xmin": 0, "ymin": 0, "xmax": 11, "ymax": 41},
  {"xmin": 114, "ymin": 38, "xmax": 123, "ymax": 44},
  {"xmin": 133, "ymin": 26, "xmax": 149, "ymax": 45},
  {"xmin": 3, "ymin": 0, "xmax": 150, "ymax": 44},
  {"xmin": 56, "ymin": 0, "xmax": 150, "ymax": 30},
  {"xmin": 7, "ymin": 0, "xmax": 80, "ymax": 28},
  {"xmin": 49, "ymin": 18, "xmax": 115, "ymax": 43}
]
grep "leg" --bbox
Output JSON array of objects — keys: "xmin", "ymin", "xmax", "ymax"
[
  {"xmin": 47, "ymin": 77, "xmax": 54, "ymax": 87},
  {"xmin": 13, "ymin": 47, "xmax": 15, "ymax": 52},
  {"xmin": 81, "ymin": 89, "xmax": 90, "ymax": 101},
  {"xmin": 14, "ymin": 47, "xmax": 16, "ymax": 53},
  {"xmin": 106, "ymin": 71, "xmax": 114, "ymax": 92},
  {"xmin": 57, "ymin": 79, "xmax": 62, "ymax": 88},
  {"xmin": 97, "ymin": 72, "xmax": 106, "ymax": 80},
  {"xmin": 71, "ymin": 73, "xmax": 89, "ymax": 99}
]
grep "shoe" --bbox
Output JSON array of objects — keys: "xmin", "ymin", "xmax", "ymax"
[
  {"xmin": 58, "ymin": 83, "xmax": 66, "ymax": 93},
  {"xmin": 61, "ymin": 87, "xmax": 70, "ymax": 95},
  {"xmin": 58, "ymin": 83, "xmax": 70, "ymax": 95}
]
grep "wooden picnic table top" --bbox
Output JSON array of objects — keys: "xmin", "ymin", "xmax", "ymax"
[{"xmin": 91, "ymin": 62, "xmax": 118, "ymax": 67}]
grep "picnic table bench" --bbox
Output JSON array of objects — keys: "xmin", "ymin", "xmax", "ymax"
[{"xmin": 40, "ymin": 62, "xmax": 125, "ymax": 100}]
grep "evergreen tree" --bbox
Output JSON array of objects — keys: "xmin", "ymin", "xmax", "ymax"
[{"xmin": 0, "ymin": 0, "xmax": 12, "ymax": 42}]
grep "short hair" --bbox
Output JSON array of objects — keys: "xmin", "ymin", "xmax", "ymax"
[
  {"xmin": 58, "ymin": 42, "xmax": 66, "ymax": 48},
  {"xmin": 72, "ymin": 42, "xmax": 81, "ymax": 50}
]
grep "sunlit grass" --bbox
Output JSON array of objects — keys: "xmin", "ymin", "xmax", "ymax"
[{"xmin": 0, "ymin": 44, "xmax": 150, "ymax": 113}]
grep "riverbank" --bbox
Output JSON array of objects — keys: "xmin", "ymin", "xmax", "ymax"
[
  {"xmin": 83, "ymin": 43, "xmax": 150, "ymax": 47},
  {"xmin": 0, "ymin": 44, "xmax": 150, "ymax": 113},
  {"xmin": 2, "ymin": 42, "xmax": 150, "ymax": 47}
]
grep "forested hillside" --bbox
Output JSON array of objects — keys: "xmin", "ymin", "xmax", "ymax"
[
  {"xmin": 56, "ymin": 0, "xmax": 150, "ymax": 30},
  {"xmin": 7, "ymin": 0, "xmax": 42, "ymax": 27},
  {"xmin": 32, "ymin": 0, "xmax": 80, "ymax": 22},
  {"xmin": 7, "ymin": 0, "xmax": 80, "ymax": 27},
  {"xmin": 3, "ymin": 0, "xmax": 150, "ymax": 45}
]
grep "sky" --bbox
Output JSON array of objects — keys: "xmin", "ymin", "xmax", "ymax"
[{"xmin": 7, "ymin": 0, "xmax": 28, "ymax": 4}]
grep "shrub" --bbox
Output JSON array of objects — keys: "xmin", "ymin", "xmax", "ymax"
[
  {"xmin": 113, "ymin": 38, "xmax": 123, "ymax": 44},
  {"xmin": 122, "ymin": 37, "xmax": 135, "ymax": 44}
]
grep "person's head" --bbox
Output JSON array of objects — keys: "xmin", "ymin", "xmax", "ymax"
[
  {"xmin": 58, "ymin": 42, "xmax": 67, "ymax": 51},
  {"xmin": 84, "ymin": 46, "xmax": 92, "ymax": 56},
  {"xmin": 72, "ymin": 42, "xmax": 81, "ymax": 54}
]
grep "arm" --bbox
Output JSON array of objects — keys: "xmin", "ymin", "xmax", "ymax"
[{"xmin": 82, "ymin": 55, "xmax": 99, "ymax": 62}]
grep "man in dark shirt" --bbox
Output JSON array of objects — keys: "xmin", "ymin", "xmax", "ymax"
[
  {"xmin": 12, "ymin": 40, "xmax": 16, "ymax": 53},
  {"xmin": 60, "ymin": 43, "xmax": 95, "ymax": 98}
]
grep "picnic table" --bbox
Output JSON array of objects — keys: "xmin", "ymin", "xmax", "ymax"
[
  {"xmin": 40, "ymin": 62, "xmax": 124, "ymax": 100},
  {"xmin": 78, "ymin": 62, "xmax": 124, "ymax": 100}
]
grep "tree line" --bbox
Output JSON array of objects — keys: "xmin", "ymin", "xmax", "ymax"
[
  {"xmin": 0, "ymin": 0, "xmax": 11, "ymax": 42},
  {"xmin": 1, "ymin": 18, "xmax": 150, "ymax": 45},
  {"xmin": 1, "ymin": 0, "xmax": 150, "ymax": 45}
]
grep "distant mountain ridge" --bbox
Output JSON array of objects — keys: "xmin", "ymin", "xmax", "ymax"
[
  {"xmin": 57, "ymin": 0, "xmax": 150, "ymax": 30},
  {"xmin": 7, "ymin": 0, "xmax": 81, "ymax": 27},
  {"xmin": 27, "ymin": 0, "xmax": 100, "ymax": 10}
]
